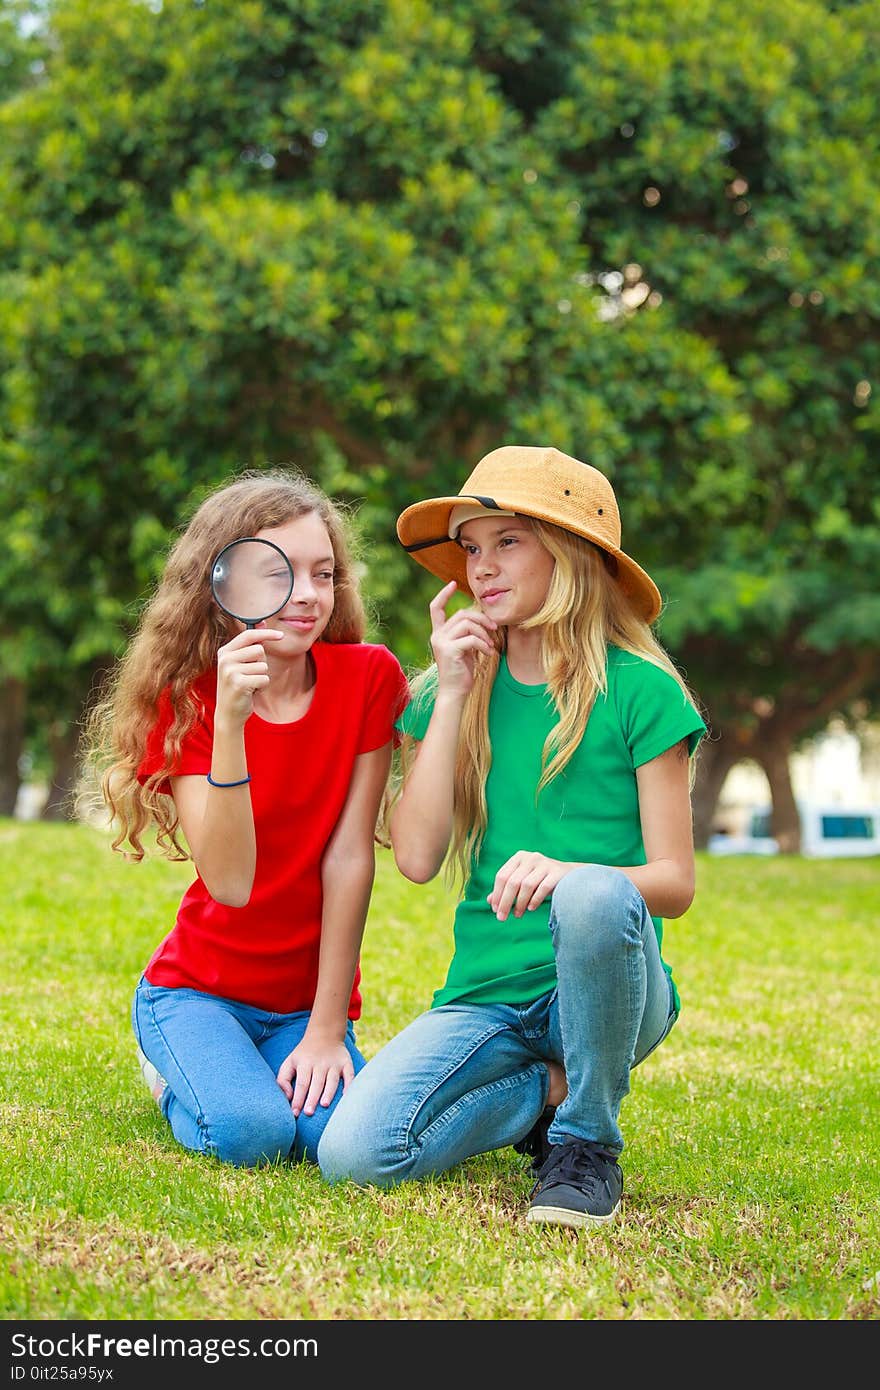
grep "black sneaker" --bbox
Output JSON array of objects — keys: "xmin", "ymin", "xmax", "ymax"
[
  {"xmin": 526, "ymin": 1136, "xmax": 623, "ymax": 1229},
  {"xmin": 512, "ymin": 1106, "xmax": 555, "ymax": 1174}
]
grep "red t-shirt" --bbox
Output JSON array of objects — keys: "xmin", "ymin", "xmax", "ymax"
[{"xmin": 137, "ymin": 641, "xmax": 408, "ymax": 1016}]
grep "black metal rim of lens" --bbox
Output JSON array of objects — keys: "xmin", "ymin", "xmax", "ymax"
[{"xmin": 210, "ymin": 536, "xmax": 294, "ymax": 623}]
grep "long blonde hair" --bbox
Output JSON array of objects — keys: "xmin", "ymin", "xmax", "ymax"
[
  {"xmin": 80, "ymin": 467, "xmax": 367, "ymax": 861},
  {"xmin": 390, "ymin": 516, "xmax": 701, "ymax": 888}
]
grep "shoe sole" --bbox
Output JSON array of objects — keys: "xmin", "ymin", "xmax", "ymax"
[{"xmin": 526, "ymin": 1203, "xmax": 618, "ymax": 1230}]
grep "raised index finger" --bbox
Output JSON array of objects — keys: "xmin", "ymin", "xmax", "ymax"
[{"xmin": 428, "ymin": 580, "xmax": 458, "ymax": 630}]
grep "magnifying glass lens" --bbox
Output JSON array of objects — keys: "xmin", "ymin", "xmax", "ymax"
[{"xmin": 210, "ymin": 538, "xmax": 294, "ymax": 626}]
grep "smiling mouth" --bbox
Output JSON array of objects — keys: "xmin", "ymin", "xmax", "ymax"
[{"xmin": 480, "ymin": 589, "xmax": 508, "ymax": 600}]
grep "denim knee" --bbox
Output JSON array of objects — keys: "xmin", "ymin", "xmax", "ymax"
[
  {"xmin": 317, "ymin": 1107, "xmax": 393, "ymax": 1187},
  {"xmin": 550, "ymin": 864, "xmax": 638, "ymax": 958},
  {"xmin": 203, "ymin": 1098, "xmax": 297, "ymax": 1168}
]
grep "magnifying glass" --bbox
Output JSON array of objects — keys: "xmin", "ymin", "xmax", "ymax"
[{"xmin": 210, "ymin": 537, "xmax": 294, "ymax": 629}]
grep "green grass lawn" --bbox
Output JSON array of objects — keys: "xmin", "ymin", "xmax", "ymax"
[{"xmin": 1, "ymin": 819, "xmax": 878, "ymax": 1321}]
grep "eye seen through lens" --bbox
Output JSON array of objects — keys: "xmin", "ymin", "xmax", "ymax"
[{"xmin": 210, "ymin": 538, "xmax": 294, "ymax": 628}]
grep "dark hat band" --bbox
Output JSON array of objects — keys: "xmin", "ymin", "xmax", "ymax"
[{"xmin": 401, "ymin": 494, "xmax": 503, "ymax": 554}]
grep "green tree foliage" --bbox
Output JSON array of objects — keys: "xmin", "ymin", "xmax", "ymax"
[
  {"xmin": 0, "ymin": 0, "xmax": 877, "ymax": 843},
  {"xmin": 550, "ymin": 0, "xmax": 880, "ymax": 844}
]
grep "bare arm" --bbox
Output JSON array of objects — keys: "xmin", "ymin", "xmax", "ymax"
[
  {"xmin": 276, "ymin": 740, "xmax": 393, "ymax": 1116},
  {"xmin": 390, "ymin": 581, "xmax": 497, "ymax": 883},
  {"xmin": 389, "ymin": 689, "xmax": 465, "ymax": 883},
  {"xmin": 171, "ymin": 627, "xmax": 284, "ymax": 907},
  {"xmin": 625, "ymin": 738, "xmax": 696, "ymax": 917}
]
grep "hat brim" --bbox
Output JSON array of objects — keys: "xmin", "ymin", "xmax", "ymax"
[{"xmin": 397, "ymin": 495, "xmax": 662, "ymax": 623}]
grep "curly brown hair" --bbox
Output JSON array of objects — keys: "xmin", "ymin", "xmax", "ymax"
[{"xmin": 80, "ymin": 467, "xmax": 367, "ymax": 861}]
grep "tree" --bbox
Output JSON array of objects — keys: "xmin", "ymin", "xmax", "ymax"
[
  {"xmin": 0, "ymin": 0, "xmax": 877, "ymax": 844},
  {"xmin": 541, "ymin": 0, "xmax": 880, "ymax": 844},
  {"xmin": 0, "ymin": 2, "xmax": 47, "ymax": 810}
]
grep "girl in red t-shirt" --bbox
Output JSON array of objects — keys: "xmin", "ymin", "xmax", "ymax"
[{"xmin": 83, "ymin": 468, "xmax": 407, "ymax": 1167}]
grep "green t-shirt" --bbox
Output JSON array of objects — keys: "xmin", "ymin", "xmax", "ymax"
[{"xmin": 397, "ymin": 645, "xmax": 706, "ymax": 1014}]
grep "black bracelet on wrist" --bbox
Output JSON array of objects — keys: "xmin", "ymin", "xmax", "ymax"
[{"xmin": 206, "ymin": 773, "xmax": 251, "ymax": 788}]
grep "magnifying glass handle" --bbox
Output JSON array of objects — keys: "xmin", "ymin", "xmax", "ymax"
[{"xmin": 245, "ymin": 620, "xmax": 257, "ymax": 630}]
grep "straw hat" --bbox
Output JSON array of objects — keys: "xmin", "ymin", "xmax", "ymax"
[{"xmin": 396, "ymin": 444, "xmax": 661, "ymax": 622}]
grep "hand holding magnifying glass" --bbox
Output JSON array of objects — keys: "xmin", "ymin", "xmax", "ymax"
[{"xmin": 210, "ymin": 538, "xmax": 294, "ymax": 628}]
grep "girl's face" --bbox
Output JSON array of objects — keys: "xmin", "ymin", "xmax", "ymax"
[
  {"xmin": 458, "ymin": 515, "xmax": 555, "ymax": 627},
  {"xmin": 249, "ymin": 512, "xmax": 335, "ymax": 651}
]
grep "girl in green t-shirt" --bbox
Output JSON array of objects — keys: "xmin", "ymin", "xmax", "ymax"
[{"xmin": 319, "ymin": 445, "xmax": 706, "ymax": 1229}]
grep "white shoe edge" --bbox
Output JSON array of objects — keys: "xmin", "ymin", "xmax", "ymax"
[
  {"xmin": 135, "ymin": 1045, "xmax": 167, "ymax": 1102},
  {"xmin": 526, "ymin": 1202, "xmax": 618, "ymax": 1229}
]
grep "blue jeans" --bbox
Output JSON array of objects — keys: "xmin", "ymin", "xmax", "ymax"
[
  {"xmin": 132, "ymin": 977, "xmax": 365, "ymax": 1168},
  {"xmin": 318, "ymin": 865, "xmax": 676, "ymax": 1185}
]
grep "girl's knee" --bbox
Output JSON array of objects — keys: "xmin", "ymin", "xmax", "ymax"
[
  {"xmin": 315, "ymin": 1112, "xmax": 378, "ymax": 1189},
  {"xmin": 552, "ymin": 863, "xmax": 633, "ymax": 923},
  {"xmin": 316, "ymin": 1126, "xmax": 359, "ymax": 1185},
  {"xmin": 206, "ymin": 1101, "xmax": 297, "ymax": 1169},
  {"xmin": 317, "ymin": 1105, "xmax": 393, "ymax": 1187},
  {"xmin": 550, "ymin": 864, "xmax": 640, "ymax": 959}
]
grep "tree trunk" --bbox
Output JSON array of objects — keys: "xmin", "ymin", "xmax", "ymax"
[
  {"xmin": 755, "ymin": 737, "xmax": 801, "ymax": 853},
  {"xmin": 0, "ymin": 677, "xmax": 26, "ymax": 816},
  {"xmin": 41, "ymin": 720, "xmax": 81, "ymax": 822},
  {"xmin": 40, "ymin": 661, "xmax": 109, "ymax": 823},
  {"xmin": 691, "ymin": 736, "xmax": 741, "ymax": 848}
]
